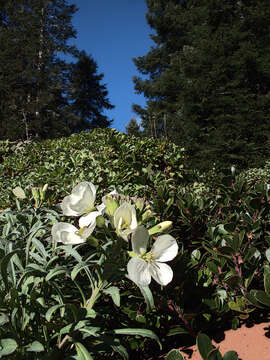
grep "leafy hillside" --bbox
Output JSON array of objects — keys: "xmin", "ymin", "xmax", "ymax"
[{"xmin": 0, "ymin": 129, "xmax": 185, "ymax": 209}]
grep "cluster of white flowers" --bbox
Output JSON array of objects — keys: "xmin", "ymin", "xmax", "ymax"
[{"xmin": 51, "ymin": 182, "xmax": 178, "ymax": 287}]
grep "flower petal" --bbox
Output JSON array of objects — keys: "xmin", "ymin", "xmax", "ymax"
[
  {"xmin": 149, "ymin": 262, "xmax": 173, "ymax": 286},
  {"xmin": 152, "ymin": 234, "xmax": 178, "ymax": 262},
  {"xmin": 60, "ymin": 182, "xmax": 96, "ymax": 216},
  {"xmin": 127, "ymin": 257, "xmax": 151, "ymax": 286},
  {"xmin": 51, "ymin": 222, "xmax": 84, "ymax": 245},
  {"xmin": 96, "ymin": 203, "xmax": 106, "ymax": 214},
  {"xmin": 79, "ymin": 211, "xmax": 100, "ymax": 228},
  {"xmin": 131, "ymin": 226, "xmax": 149, "ymax": 255}
]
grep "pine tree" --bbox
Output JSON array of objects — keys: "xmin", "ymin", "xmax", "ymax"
[
  {"xmin": 132, "ymin": 0, "xmax": 186, "ymax": 141},
  {"xmin": 125, "ymin": 118, "xmax": 141, "ymax": 137},
  {"xmin": 177, "ymin": 0, "xmax": 270, "ymax": 169},
  {"xmin": 68, "ymin": 51, "xmax": 114, "ymax": 132},
  {"xmin": 0, "ymin": 0, "xmax": 78, "ymax": 140}
]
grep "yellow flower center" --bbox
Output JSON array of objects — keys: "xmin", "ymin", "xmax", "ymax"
[
  {"xmin": 141, "ymin": 250, "xmax": 153, "ymax": 263},
  {"xmin": 76, "ymin": 227, "xmax": 87, "ymax": 236}
]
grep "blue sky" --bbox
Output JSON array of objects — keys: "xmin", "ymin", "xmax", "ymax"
[{"xmin": 67, "ymin": 0, "xmax": 153, "ymax": 132}]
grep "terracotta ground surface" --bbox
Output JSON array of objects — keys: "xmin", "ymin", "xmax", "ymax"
[{"xmin": 178, "ymin": 319, "xmax": 270, "ymax": 360}]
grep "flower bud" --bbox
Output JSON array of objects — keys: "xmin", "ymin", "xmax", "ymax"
[
  {"xmin": 148, "ymin": 221, "xmax": 172, "ymax": 235},
  {"xmin": 142, "ymin": 209, "xmax": 152, "ymax": 221},
  {"xmin": 12, "ymin": 186, "xmax": 26, "ymax": 199},
  {"xmin": 135, "ymin": 198, "xmax": 144, "ymax": 212},
  {"xmin": 96, "ymin": 215, "xmax": 105, "ymax": 228},
  {"xmin": 40, "ymin": 184, "xmax": 48, "ymax": 202},
  {"xmin": 31, "ymin": 187, "xmax": 40, "ymax": 207}
]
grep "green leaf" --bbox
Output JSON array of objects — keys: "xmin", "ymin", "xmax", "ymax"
[
  {"xmin": 264, "ymin": 271, "xmax": 270, "ymax": 296},
  {"xmin": 246, "ymin": 291, "xmax": 265, "ymax": 309},
  {"xmin": 45, "ymin": 267, "xmax": 67, "ymax": 281},
  {"xmin": 75, "ymin": 342, "xmax": 93, "ymax": 360},
  {"xmin": 0, "ymin": 338, "xmax": 17, "ymax": 356},
  {"xmin": 57, "ymin": 245, "xmax": 82, "ymax": 262},
  {"xmin": 12, "ymin": 186, "xmax": 26, "ymax": 199},
  {"xmin": 26, "ymin": 341, "xmax": 45, "ymax": 352},
  {"xmin": 196, "ymin": 333, "xmax": 214, "ymax": 360},
  {"xmin": 103, "ymin": 286, "xmax": 120, "ymax": 307},
  {"xmin": 167, "ymin": 327, "xmax": 189, "ymax": 337},
  {"xmin": 191, "ymin": 249, "xmax": 201, "ymax": 261},
  {"xmin": 228, "ymin": 297, "xmax": 245, "ymax": 313},
  {"xmin": 110, "ymin": 344, "xmax": 129, "ymax": 360},
  {"xmin": 45, "ymin": 304, "xmax": 64, "ymax": 322},
  {"xmin": 223, "ymin": 351, "xmax": 238, "ymax": 360},
  {"xmin": 266, "ymin": 248, "xmax": 270, "ymax": 263},
  {"xmin": 113, "ymin": 328, "xmax": 161, "ymax": 349},
  {"xmin": 254, "ymin": 290, "xmax": 270, "ymax": 307},
  {"xmin": 0, "ymin": 313, "xmax": 9, "ymax": 326},
  {"xmin": 165, "ymin": 349, "xmax": 186, "ymax": 360},
  {"xmin": 139, "ymin": 285, "xmax": 155, "ymax": 311},
  {"xmin": 207, "ymin": 347, "xmax": 223, "ymax": 360},
  {"xmin": 0, "ymin": 250, "xmax": 20, "ymax": 290}
]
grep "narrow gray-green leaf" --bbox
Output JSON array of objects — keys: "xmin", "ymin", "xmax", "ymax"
[
  {"xmin": 45, "ymin": 304, "xmax": 65, "ymax": 322},
  {"xmin": 0, "ymin": 250, "xmax": 20, "ymax": 290},
  {"xmin": 103, "ymin": 286, "xmax": 120, "ymax": 307},
  {"xmin": 111, "ymin": 344, "xmax": 129, "ymax": 360},
  {"xmin": 57, "ymin": 245, "xmax": 82, "ymax": 262},
  {"xmin": 0, "ymin": 338, "xmax": 17, "ymax": 356},
  {"xmin": 45, "ymin": 267, "xmax": 67, "ymax": 282},
  {"xmin": 167, "ymin": 327, "xmax": 189, "ymax": 337},
  {"xmin": 139, "ymin": 285, "xmax": 155, "ymax": 311},
  {"xmin": 26, "ymin": 341, "xmax": 45, "ymax": 352},
  {"xmin": 264, "ymin": 271, "xmax": 270, "ymax": 296},
  {"xmin": 265, "ymin": 248, "xmax": 270, "ymax": 263},
  {"xmin": 113, "ymin": 328, "xmax": 161, "ymax": 349},
  {"xmin": 75, "ymin": 342, "xmax": 93, "ymax": 360}
]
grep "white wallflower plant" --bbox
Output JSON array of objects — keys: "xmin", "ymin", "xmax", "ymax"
[
  {"xmin": 60, "ymin": 181, "xmax": 96, "ymax": 217},
  {"xmin": 127, "ymin": 226, "xmax": 178, "ymax": 286},
  {"xmin": 52, "ymin": 211, "xmax": 100, "ymax": 245},
  {"xmin": 114, "ymin": 202, "xmax": 138, "ymax": 241}
]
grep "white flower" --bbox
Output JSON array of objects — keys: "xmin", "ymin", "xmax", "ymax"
[
  {"xmin": 52, "ymin": 211, "xmax": 100, "ymax": 245},
  {"xmin": 60, "ymin": 182, "xmax": 96, "ymax": 217},
  {"xmin": 127, "ymin": 226, "xmax": 178, "ymax": 286},
  {"xmin": 114, "ymin": 202, "xmax": 137, "ymax": 241}
]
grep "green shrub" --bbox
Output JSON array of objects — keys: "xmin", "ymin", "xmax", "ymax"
[{"xmin": 0, "ymin": 129, "xmax": 186, "ymax": 209}]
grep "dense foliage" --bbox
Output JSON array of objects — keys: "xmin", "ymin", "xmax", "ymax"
[
  {"xmin": 133, "ymin": 0, "xmax": 270, "ymax": 170},
  {"xmin": 0, "ymin": 129, "xmax": 185, "ymax": 209},
  {"xmin": 1, "ymin": 129, "xmax": 270, "ymax": 359},
  {"xmin": 0, "ymin": 0, "xmax": 113, "ymax": 140}
]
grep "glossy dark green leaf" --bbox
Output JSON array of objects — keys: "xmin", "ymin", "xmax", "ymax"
[
  {"xmin": 264, "ymin": 271, "xmax": 270, "ymax": 296},
  {"xmin": 165, "ymin": 349, "xmax": 186, "ymax": 360},
  {"xmin": 223, "ymin": 350, "xmax": 238, "ymax": 360},
  {"xmin": 254, "ymin": 290, "xmax": 270, "ymax": 307},
  {"xmin": 196, "ymin": 333, "xmax": 214, "ymax": 359}
]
